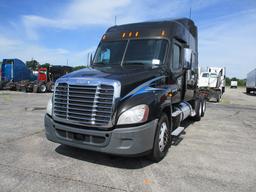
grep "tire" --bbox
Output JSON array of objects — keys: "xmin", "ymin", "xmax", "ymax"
[
  {"xmin": 39, "ymin": 84, "xmax": 47, "ymax": 93},
  {"xmin": 246, "ymin": 88, "xmax": 250, "ymax": 94},
  {"xmin": 216, "ymin": 94, "xmax": 220, "ymax": 102},
  {"xmin": 21, "ymin": 87, "xmax": 27, "ymax": 92},
  {"xmin": 201, "ymin": 98, "xmax": 206, "ymax": 117},
  {"xmin": 192, "ymin": 98, "xmax": 202, "ymax": 121},
  {"xmin": 150, "ymin": 113, "xmax": 171, "ymax": 162}
]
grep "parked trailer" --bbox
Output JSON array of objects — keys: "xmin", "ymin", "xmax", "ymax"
[
  {"xmin": 230, "ymin": 81, "xmax": 238, "ymax": 88},
  {"xmin": 0, "ymin": 59, "xmax": 35, "ymax": 90},
  {"xmin": 45, "ymin": 18, "xmax": 207, "ymax": 162},
  {"xmin": 246, "ymin": 69, "xmax": 256, "ymax": 93}
]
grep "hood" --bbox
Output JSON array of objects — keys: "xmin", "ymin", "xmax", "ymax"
[{"xmin": 60, "ymin": 67, "xmax": 162, "ymax": 97}]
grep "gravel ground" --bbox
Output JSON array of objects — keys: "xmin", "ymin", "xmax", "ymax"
[{"xmin": 0, "ymin": 88, "xmax": 255, "ymax": 192}]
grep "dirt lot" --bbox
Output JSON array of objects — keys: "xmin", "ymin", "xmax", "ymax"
[{"xmin": 0, "ymin": 87, "xmax": 255, "ymax": 192}]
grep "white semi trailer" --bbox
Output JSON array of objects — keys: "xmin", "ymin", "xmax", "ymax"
[{"xmin": 246, "ymin": 69, "xmax": 256, "ymax": 93}]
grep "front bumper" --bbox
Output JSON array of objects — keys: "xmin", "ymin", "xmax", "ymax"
[{"xmin": 44, "ymin": 114, "xmax": 158, "ymax": 156}]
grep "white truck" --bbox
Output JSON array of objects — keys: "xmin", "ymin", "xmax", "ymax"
[
  {"xmin": 198, "ymin": 67, "xmax": 226, "ymax": 102},
  {"xmin": 246, "ymin": 69, "xmax": 256, "ymax": 93},
  {"xmin": 230, "ymin": 81, "xmax": 238, "ymax": 88}
]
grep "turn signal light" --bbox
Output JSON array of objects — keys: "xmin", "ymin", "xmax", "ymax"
[{"xmin": 161, "ymin": 30, "xmax": 165, "ymax": 36}]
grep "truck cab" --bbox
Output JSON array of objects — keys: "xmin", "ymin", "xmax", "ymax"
[{"xmin": 44, "ymin": 18, "xmax": 205, "ymax": 161}]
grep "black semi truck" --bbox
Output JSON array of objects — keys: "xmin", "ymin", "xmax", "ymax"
[{"xmin": 45, "ymin": 18, "xmax": 206, "ymax": 162}]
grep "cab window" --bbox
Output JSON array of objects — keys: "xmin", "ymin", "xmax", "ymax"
[{"xmin": 172, "ymin": 44, "xmax": 181, "ymax": 70}]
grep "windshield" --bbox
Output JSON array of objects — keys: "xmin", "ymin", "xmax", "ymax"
[
  {"xmin": 210, "ymin": 73, "xmax": 217, "ymax": 78},
  {"xmin": 202, "ymin": 73, "xmax": 209, "ymax": 78},
  {"xmin": 93, "ymin": 39, "xmax": 168, "ymax": 68}
]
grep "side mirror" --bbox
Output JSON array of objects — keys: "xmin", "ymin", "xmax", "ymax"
[
  {"xmin": 90, "ymin": 54, "xmax": 93, "ymax": 66},
  {"xmin": 184, "ymin": 48, "xmax": 192, "ymax": 69}
]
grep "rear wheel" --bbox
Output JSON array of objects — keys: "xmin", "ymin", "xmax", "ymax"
[
  {"xmin": 192, "ymin": 98, "xmax": 202, "ymax": 121},
  {"xmin": 246, "ymin": 88, "xmax": 250, "ymax": 94},
  {"xmin": 39, "ymin": 84, "xmax": 47, "ymax": 93},
  {"xmin": 150, "ymin": 113, "xmax": 171, "ymax": 162}
]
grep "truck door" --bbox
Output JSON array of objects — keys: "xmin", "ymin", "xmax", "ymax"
[
  {"xmin": 170, "ymin": 41, "xmax": 183, "ymax": 103},
  {"xmin": 2, "ymin": 61, "xmax": 13, "ymax": 81},
  {"xmin": 184, "ymin": 51, "xmax": 197, "ymax": 101}
]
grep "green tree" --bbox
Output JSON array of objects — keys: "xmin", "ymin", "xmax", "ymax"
[
  {"xmin": 26, "ymin": 60, "xmax": 39, "ymax": 70},
  {"xmin": 40, "ymin": 63, "xmax": 51, "ymax": 69}
]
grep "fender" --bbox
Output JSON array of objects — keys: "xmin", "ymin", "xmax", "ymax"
[{"xmin": 116, "ymin": 76, "xmax": 178, "ymax": 126}]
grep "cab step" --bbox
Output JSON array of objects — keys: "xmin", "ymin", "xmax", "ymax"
[{"xmin": 171, "ymin": 126, "xmax": 185, "ymax": 137}]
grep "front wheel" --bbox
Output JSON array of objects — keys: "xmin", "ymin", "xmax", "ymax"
[
  {"xmin": 150, "ymin": 113, "xmax": 171, "ymax": 162},
  {"xmin": 201, "ymin": 98, "xmax": 206, "ymax": 117}
]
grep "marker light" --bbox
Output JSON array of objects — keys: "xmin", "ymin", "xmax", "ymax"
[
  {"xmin": 122, "ymin": 32, "xmax": 126, "ymax": 38},
  {"xmin": 102, "ymin": 35, "xmax": 106, "ymax": 40},
  {"xmin": 135, "ymin": 32, "xmax": 139, "ymax": 37},
  {"xmin": 161, "ymin": 30, "xmax": 165, "ymax": 36},
  {"xmin": 129, "ymin": 32, "xmax": 133, "ymax": 37}
]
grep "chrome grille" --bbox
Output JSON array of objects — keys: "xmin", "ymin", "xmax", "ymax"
[{"xmin": 54, "ymin": 83, "xmax": 114, "ymax": 127}]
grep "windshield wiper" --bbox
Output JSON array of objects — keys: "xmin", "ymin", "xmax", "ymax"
[{"xmin": 93, "ymin": 62, "xmax": 106, "ymax": 65}]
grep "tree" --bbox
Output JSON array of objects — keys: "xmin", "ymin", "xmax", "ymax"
[
  {"xmin": 40, "ymin": 63, "xmax": 51, "ymax": 69},
  {"xmin": 26, "ymin": 60, "xmax": 40, "ymax": 71}
]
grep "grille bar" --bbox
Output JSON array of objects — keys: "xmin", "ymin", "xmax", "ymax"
[{"xmin": 53, "ymin": 83, "xmax": 114, "ymax": 127}]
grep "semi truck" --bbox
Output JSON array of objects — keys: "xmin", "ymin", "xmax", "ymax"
[
  {"xmin": 44, "ymin": 18, "xmax": 206, "ymax": 162},
  {"xmin": 246, "ymin": 69, "xmax": 256, "ymax": 93},
  {"xmin": 0, "ymin": 59, "xmax": 35, "ymax": 90},
  {"xmin": 198, "ymin": 67, "xmax": 225, "ymax": 102},
  {"xmin": 17, "ymin": 65, "xmax": 73, "ymax": 93}
]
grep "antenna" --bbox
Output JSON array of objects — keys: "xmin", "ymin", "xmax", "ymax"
[
  {"xmin": 115, "ymin": 16, "xmax": 117, "ymax": 25},
  {"xmin": 189, "ymin": 8, "xmax": 192, "ymax": 19}
]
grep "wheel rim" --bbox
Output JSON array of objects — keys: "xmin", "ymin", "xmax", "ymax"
[
  {"xmin": 40, "ymin": 85, "xmax": 46, "ymax": 92},
  {"xmin": 202, "ymin": 100, "xmax": 206, "ymax": 113},
  {"xmin": 159, "ymin": 122, "xmax": 168, "ymax": 152},
  {"xmin": 199, "ymin": 102, "xmax": 202, "ymax": 116}
]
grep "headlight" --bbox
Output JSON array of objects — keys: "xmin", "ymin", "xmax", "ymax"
[
  {"xmin": 117, "ymin": 104, "xmax": 149, "ymax": 125},
  {"xmin": 46, "ymin": 97, "xmax": 53, "ymax": 116}
]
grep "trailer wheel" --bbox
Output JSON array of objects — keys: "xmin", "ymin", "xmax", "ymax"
[
  {"xmin": 216, "ymin": 94, "xmax": 221, "ymax": 102},
  {"xmin": 21, "ymin": 86, "xmax": 27, "ymax": 92},
  {"xmin": 39, "ymin": 84, "xmax": 47, "ymax": 93},
  {"xmin": 201, "ymin": 98, "xmax": 206, "ymax": 117},
  {"xmin": 192, "ymin": 98, "xmax": 201, "ymax": 121},
  {"xmin": 150, "ymin": 113, "xmax": 171, "ymax": 162}
]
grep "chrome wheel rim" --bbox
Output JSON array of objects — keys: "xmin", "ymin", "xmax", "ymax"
[
  {"xmin": 40, "ymin": 85, "xmax": 46, "ymax": 92},
  {"xmin": 199, "ymin": 102, "xmax": 202, "ymax": 116},
  {"xmin": 203, "ymin": 100, "xmax": 206, "ymax": 113},
  {"xmin": 159, "ymin": 122, "xmax": 168, "ymax": 152}
]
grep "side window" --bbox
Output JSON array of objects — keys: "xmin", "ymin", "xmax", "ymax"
[{"xmin": 172, "ymin": 43, "xmax": 181, "ymax": 70}]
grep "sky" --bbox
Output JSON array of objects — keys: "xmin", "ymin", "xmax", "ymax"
[{"xmin": 0, "ymin": 0, "xmax": 256, "ymax": 78}]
